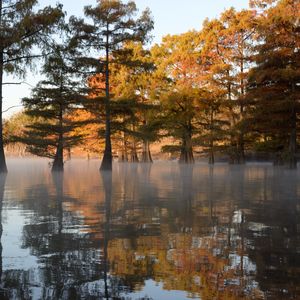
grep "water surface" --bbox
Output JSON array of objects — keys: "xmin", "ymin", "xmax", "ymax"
[{"xmin": 0, "ymin": 159, "xmax": 299, "ymax": 299}]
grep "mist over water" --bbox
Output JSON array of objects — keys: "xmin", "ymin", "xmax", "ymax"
[{"xmin": 0, "ymin": 159, "xmax": 299, "ymax": 299}]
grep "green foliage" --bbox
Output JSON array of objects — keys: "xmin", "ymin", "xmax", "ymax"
[
  {"xmin": 0, "ymin": 0, "xmax": 65, "ymax": 76},
  {"xmin": 20, "ymin": 33, "xmax": 86, "ymax": 166},
  {"xmin": 0, "ymin": 0, "xmax": 65, "ymax": 172},
  {"xmin": 3, "ymin": 111, "xmax": 35, "ymax": 145}
]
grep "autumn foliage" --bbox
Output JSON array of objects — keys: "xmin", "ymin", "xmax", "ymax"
[{"xmin": 3, "ymin": 0, "xmax": 300, "ymax": 169}]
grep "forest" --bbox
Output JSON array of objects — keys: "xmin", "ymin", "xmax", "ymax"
[{"xmin": 1, "ymin": 0, "xmax": 299, "ymax": 172}]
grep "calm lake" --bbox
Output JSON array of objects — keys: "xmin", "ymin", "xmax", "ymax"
[{"xmin": 0, "ymin": 159, "xmax": 299, "ymax": 299}]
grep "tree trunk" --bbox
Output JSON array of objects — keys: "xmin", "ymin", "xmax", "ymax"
[
  {"xmin": 179, "ymin": 127, "xmax": 194, "ymax": 164},
  {"xmin": 0, "ymin": 2, "xmax": 8, "ymax": 173},
  {"xmin": 141, "ymin": 140, "xmax": 153, "ymax": 163},
  {"xmin": 118, "ymin": 150, "xmax": 127, "ymax": 162},
  {"xmin": 130, "ymin": 142, "xmax": 139, "ymax": 163},
  {"xmin": 118, "ymin": 132, "xmax": 128, "ymax": 162},
  {"xmin": 130, "ymin": 124, "xmax": 139, "ymax": 163},
  {"xmin": 227, "ymin": 71, "xmax": 245, "ymax": 165},
  {"xmin": 228, "ymin": 80, "xmax": 238, "ymax": 165},
  {"xmin": 209, "ymin": 142, "xmax": 215, "ymax": 165},
  {"xmin": 67, "ymin": 147, "xmax": 71, "ymax": 161},
  {"xmin": 100, "ymin": 25, "xmax": 113, "ymax": 171},
  {"xmin": 288, "ymin": 99, "xmax": 297, "ymax": 169},
  {"xmin": 52, "ymin": 133, "xmax": 64, "ymax": 172},
  {"xmin": 273, "ymin": 151, "xmax": 284, "ymax": 166},
  {"xmin": 237, "ymin": 136, "xmax": 246, "ymax": 164},
  {"xmin": 238, "ymin": 49, "xmax": 246, "ymax": 165},
  {"xmin": 52, "ymin": 103, "xmax": 64, "ymax": 172},
  {"xmin": 209, "ymin": 110, "xmax": 215, "ymax": 165}
]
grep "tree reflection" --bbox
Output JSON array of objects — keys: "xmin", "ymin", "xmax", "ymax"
[
  {"xmin": 0, "ymin": 163, "xmax": 299, "ymax": 299},
  {"xmin": 245, "ymin": 168, "xmax": 300, "ymax": 299},
  {"xmin": 0, "ymin": 174, "xmax": 8, "ymax": 299},
  {"xmin": 101, "ymin": 170, "xmax": 112, "ymax": 300}
]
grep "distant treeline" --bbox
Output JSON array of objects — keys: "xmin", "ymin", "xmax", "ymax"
[{"xmin": 1, "ymin": 0, "xmax": 299, "ymax": 171}]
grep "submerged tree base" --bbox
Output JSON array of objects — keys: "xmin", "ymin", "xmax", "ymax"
[
  {"xmin": 287, "ymin": 156, "xmax": 297, "ymax": 169},
  {"xmin": 141, "ymin": 150, "xmax": 153, "ymax": 163},
  {"xmin": 228, "ymin": 154, "xmax": 245, "ymax": 165},
  {"xmin": 100, "ymin": 152, "xmax": 113, "ymax": 171},
  {"xmin": 179, "ymin": 150, "xmax": 194, "ymax": 164},
  {"xmin": 51, "ymin": 160, "xmax": 64, "ymax": 172},
  {"xmin": 0, "ymin": 154, "xmax": 8, "ymax": 173}
]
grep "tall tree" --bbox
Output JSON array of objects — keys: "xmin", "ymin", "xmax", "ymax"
[
  {"xmin": 110, "ymin": 41, "xmax": 157, "ymax": 163},
  {"xmin": 247, "ymin": 0, "xmax": 300, "ymax": 168},
  {"xmin": 152, "ymin": 32, "xmax": 202, "ymax": 163},
  {"xmin": 199, "ymin": 10, "xmax": 256, "ymax": 164},
  {"xmin": 70, "ymin": 0, "xmax": 153, "ymax": 171},
  {"xmin": 21, "ymin": 41, "xmax": 85, "ymax": 172},
  {"xmin": 220, "ymin": 8, "xmax": 256, "ymax": 163},
  {"xmin": 0, "ymin": 0, "xmax": 64, "ymax": 172},
  {"xmin": 160, "ymin": 88, "xmax": 199, "ymax": 163}
]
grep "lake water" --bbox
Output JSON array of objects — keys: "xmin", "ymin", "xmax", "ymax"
[{"xmin": 0, "ymin": 159, "xmax": 299, "ymax": 299}]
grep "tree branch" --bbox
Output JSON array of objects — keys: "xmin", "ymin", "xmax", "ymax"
[
  {"xmin": 2, "ymin": 82, "xmax": 22, "ymax": 85},
  {"xmin": 3, "ymin": 54, "xmax": 43, "ymax": 64},
  {"xmin": 1, "ymin": 1, "xmax": 23, "ymax": 11},
  {"xmin": 3, "ymin": 81, "xmax": 35, "ymax": 88},
  {"xmin": 2, "ymin": 105, "xmax": 23, "ymax": 113}
]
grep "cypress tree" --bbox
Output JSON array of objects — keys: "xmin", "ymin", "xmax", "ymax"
[
  {"xmin": 0, "ymin": 0, "xmax": 64, "ymax": 172},
  {"xmin": 70, "ymin": 0, "xmax": 153, "ymax": 171},
  {"xmin": 247, "ymin": 0, "xmax": 300, "ymax": 168},
  {"xmin": 21, "ymin": 40, "xmax": 85, "ymax": 172}
]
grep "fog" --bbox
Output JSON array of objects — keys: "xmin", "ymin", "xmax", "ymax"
[{"xmin": 0, "ymin": 159, "xmax": 299, "ymax": 299}]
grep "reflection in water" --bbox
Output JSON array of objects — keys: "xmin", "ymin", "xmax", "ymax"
[
  {"xmin": 0, "ymin": 174, "xmax": 6, "ymax": 299},
  {"xmin": 0, "ymin": 159, "xmax": 299, "ymax": 299},
  {"xmin": 101, "ymin": 171, "xmax": 112, "ymax": 300}
]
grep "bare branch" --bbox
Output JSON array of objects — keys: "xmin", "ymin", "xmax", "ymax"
[
  {"xmin": 3, "ymin": 81, "xmax": 35, "ymax": 87},
  {"xmin": 2, "ymin": 105, "xmax": 23, "ymax": 113},
  {"xmin": 2, "ymin": 82, "xmax": 22, "ymax": 85}
]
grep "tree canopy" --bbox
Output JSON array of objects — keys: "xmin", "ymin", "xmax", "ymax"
[{"xmin": 3, "ymin": 0, "xmax": 300, "ymax": 170}]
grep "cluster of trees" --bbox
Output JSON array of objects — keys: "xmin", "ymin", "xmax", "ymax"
[{"xmin": 1, "ymin": 0, "xmax": 300, "ymax": 172}]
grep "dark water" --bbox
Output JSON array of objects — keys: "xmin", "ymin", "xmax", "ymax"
[{"xmin": 0, "ymin": 159, "xmax": 299, "ymax": 300}]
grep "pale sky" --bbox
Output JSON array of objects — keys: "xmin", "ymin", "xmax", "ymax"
[{"xmin": 3, "ymin": 0, "xmax": 249, "ymax": 117}]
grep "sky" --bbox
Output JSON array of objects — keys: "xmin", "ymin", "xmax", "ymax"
[{"xmin": 3, "ymin": 0, "xmax": 249, "ymax": 118}]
